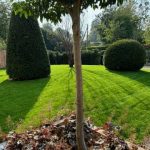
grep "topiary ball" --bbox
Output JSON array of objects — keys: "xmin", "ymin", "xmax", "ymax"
[{"xmin": 104, "ymin": 39, "xmax": 146, "ymax": 71}]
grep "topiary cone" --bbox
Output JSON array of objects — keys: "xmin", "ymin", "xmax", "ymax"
[{"xmin": 6, "ymin": 12, "xmax": 50, "ymax": 80}]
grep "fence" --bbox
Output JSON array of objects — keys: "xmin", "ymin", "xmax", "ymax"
[{"xmin": 0, "ymin": 50, "xmax": 6, "ymax": 68}]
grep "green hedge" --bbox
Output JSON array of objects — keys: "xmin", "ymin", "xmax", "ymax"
[
  {"xmin": 144, "ymin": 44, "xmax": 150, "ymax": 51},
  {"xmin": 49, "ymin": 51, "xmax": 68, "ymax": 64},
  {"xmin": 7, "ymin": 12, "xmax": 50, "ymax": 80},
  {"xmin": 87, "ymin": 45, "xmax": 109, "ymax": 51},
  {"xmin": 81, "ymin": 50, "xmax": 102, "ymax": 65},
  {"xmin": 104, "ymin": 39, "xmax": 146, "ymax": 71},
  {"xmin": 48, "ymin": 50, "xmax": 103, "ymax": 65}
]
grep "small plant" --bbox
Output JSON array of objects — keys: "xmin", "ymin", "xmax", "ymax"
[{"xmin": 104, "ymin": 39, "xmax": 146, "ymax": 71}]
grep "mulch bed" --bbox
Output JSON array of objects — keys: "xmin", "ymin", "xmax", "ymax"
[{"xmin": 2, "ymin": 113, "xmax": 147, "ymax": 150}]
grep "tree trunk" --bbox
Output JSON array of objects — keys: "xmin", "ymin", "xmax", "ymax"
[{"xmin": 70, "ymin": 0, "xmax": 87, "ymax": 150}]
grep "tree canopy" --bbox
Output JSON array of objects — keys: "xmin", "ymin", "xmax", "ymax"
[
  {"xmin": 0, "ymin": 0, "xmax": 11, "ymax": 41},
  {"xmin": 12, "ymin": 0, "xmax": 125, "ymax": 22},
  {"xmin": 89, "ymin": 1, "xmax": 148, "ymax": 44}
]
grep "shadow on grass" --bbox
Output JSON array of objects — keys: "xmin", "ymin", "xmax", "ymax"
[
  {"xmin": 109, "ymin": 69, "xmax": 150, "ymax": 87},
  {"xmin": 83, "ymin": 67, "xmax": 150, "ymax": 87},
  {"xmin": 0, "ymin": 77, "xmax": 50, "ymax": 132},
  {"xmin": 83, "ymin": 68, "xmax": 150, "ymax": 108}
]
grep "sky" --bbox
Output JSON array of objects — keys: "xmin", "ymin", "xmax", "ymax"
[
  {"xmin": 39, "ymin": 0, "xmax": 146, "ymax": 31},
  {"xmin": 82, "ymin": 7, "xmax": 102, "ymax": 28},
  {"xmin": 39, "ymin": 7, "xmax": 102, "ymax": 31}
]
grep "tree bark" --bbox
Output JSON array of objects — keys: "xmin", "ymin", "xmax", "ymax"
[{"xmin": 70, "ymin": 0, "xmax": 87, "ymax": 150}]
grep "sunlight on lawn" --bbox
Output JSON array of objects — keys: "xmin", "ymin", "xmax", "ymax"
[{"xmin": 0, "ymin": 65, "xmax": 150, "ymax": 142}]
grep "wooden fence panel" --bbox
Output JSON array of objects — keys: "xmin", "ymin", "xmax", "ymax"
[{"xmin": 0, "ymin": 50, "xmax": 6, "ymax": 68}]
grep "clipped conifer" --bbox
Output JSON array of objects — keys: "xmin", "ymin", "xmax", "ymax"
[
  {"xmin": 7, "ymin": 12, "xmax": 50, "ymax": 80},
  {"xmin": 104, "ymin": 39, "xmax": 146, "ymax": 71}
]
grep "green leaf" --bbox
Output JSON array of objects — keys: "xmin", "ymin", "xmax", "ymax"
[{"xmin": 24, "ymin": 11, "xmax": 28, "ymax": 19}]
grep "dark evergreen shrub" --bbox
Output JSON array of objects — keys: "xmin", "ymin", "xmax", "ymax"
[
  {"xmin": 7, "ymin": 12, "xmax": 50, "ymax": 80},
  {"xmin": 48, "ymin": 51, "xmax": 68, "ymax": 64},
  {"xmin": 49, "ymin": 51, "xmax": 57, "ymax": 64},
  {"xmin": 104, "ymin": 39, "xmax": 146, "ymax": 71},
  {"xmin": 82, "ymin": 50, "xmax": 101, "ymax": 65},
  {"xmin": 48, "ymin": 50, "xmax": 102, "ymax": 65},
  {"xmin": 87, "ymin": 45, "xmax": 109, "ymax": 51}
]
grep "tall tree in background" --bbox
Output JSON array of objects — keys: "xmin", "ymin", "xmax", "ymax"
[
  {"xmin": 56, "ymin": 14, "xmax": 88, "ymax": 67},
  {"xmin": 89, "ymin": 0, "xmax": 150, "ymax": 45},
  {"xmin": 0, "ymin": 0, "xmax": 11, "ymax": 42},
  {"xmin": 90, "ymin": 2, "xmax": 144, "ymax": 44},
  {"xmin": 41, "ymin": 23, "xmax": 63, "ymax": 51},
  {"xmin": 138, "ymin": 0, "xmax": 150, "ymax": 44},
  {"xmin": 12, "ymin": 0, "xmax": 125, "ymax": 149},
  {"xmin": 56, "ymin": 27, "xmax": 74, "ymax": 67},
  {"xmin": 144, "ymin": 26, "xmax": 150, "ymax": 44},
  {"xmin": 138, "ymin": 0, "xmax": 150, "ymax": 28}
]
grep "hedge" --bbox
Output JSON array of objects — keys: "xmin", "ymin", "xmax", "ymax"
[
  {"xmin": 7, "ymin": 12, "xmax": 50, "ymax": 80},
  {"xmin": 87, "ymin": 45, "xmax": 109, "ymax": 51},
  {"xmin": 48, "ymin": 50, "xmax": 103, "ymax": 65},
  {"xmin": 104, "ymin": 39, "xmax": 146, "ymax": 71}
]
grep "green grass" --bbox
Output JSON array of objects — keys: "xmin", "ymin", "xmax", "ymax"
[{"xmin": 0, "ymin": 65, "xmax": 150, "ymax": 142}]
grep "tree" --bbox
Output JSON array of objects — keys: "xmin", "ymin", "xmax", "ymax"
[
  {"xmin": 41, "ymin": 22, "xmax": 73, "ymax": 67},
  {"xmin": 144, "ymin": 26, "xmax": 150, "ymax": 44},
  {"xmin": 89, "ymin": 18, "xmax": 101, "ymax": 43},
  {"xmin": 41, "ymin": 24, "xmax": 63, "ymax": 51},
  {"xmin": 89, "ymin": 1, "xmax": 147, "ymax": 44},
  {"xmin": 0, "ymin": 0, "xmax": 11, "ymax": 42},
  {"xmin": 138, "ymin": 0, "xmax": 150, "ymax": 28},
  {"xmin": 12, "ymin": 0, "xmax": 125, "ymax": 149},
  {"xmin": 56, "ymin": 27, "xmax": 74, "ymax": 67},
  {"xmin": 7, "ymin": 12, "xmax": 50, "ymax": 80},
  {"xmin": 138, "ymin": 0, "xmax": 150, "ymax": 44}
]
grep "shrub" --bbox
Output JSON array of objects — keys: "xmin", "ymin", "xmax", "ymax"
[
  {"xmin": 104, "ymin": 39, "xmax": 146, "ymax": 71},
  {"xmin": 7, "ymin": 12, "xmax": 50, "ymax": 80},
  {"xmin": 144, "ymin": 44, "xmax": 150, "ymax": 51},
  {"xmin": 81, "ymin": 50, "xmax": 101, "ymax": 65},
  {"xmin": 48, "ymin": 51, "xmax": 68, "ymax": 64},
  {"xmin": 87, "ymin": 45, "xmax": 109, "ymax": 51},
  {"xmin": 48, "ymin": 50, "xmax": 102, "ymax": 65}
]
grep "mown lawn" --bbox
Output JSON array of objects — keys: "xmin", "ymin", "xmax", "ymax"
[{"xmin": 0, "ymin": 65, "xmax": 150, "ymax": 142}]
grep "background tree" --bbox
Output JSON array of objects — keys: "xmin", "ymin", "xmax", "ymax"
[
  {"xmin": 89, "ymin": 18, "xmax": 101, "ymax": 43},
  {"xmin": 144, "ymin": 26, "xmax": 150, "ymax": 44},
  {"xmin": 90, "ymin": 2, "xmax": 144, "ymax": 45},
  {"xmin": 41, "ymin": 15, "xmax": 88, "ymax": 68},
  {"xmin": 0, "ymin": 0, "xmax": 11, "ymax": 42},
  {"xmin": 56, "ymin": 27, "xmax": 74, "ymax": 67},
  {"xmin": 12, "ymin": 0, "xmax": 125, "ymax": 149},
  {"xmin": 41, "ymin": 23, "xmax": 63, "ymax": 51},
  {"xmin": 138, "ymin": 0, "xmax": 150, "ymax": 45},
  {"xmin": 138, "ymin": 0, "xmax": 150, "ymax": 28},
  {"xmin": 89, "ymin": 0, "xmax": 150, "ymax": 45}
]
